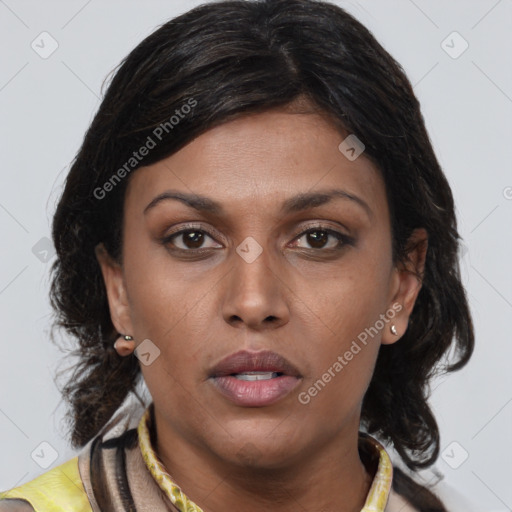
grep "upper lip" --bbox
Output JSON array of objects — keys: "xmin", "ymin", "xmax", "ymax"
[{"xmin": 209, "ymin": 349, "xmax": 302, "ymax": 378}]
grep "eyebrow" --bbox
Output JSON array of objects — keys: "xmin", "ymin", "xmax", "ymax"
[{"xmin": 143, "ymin": 188, "xmax": 373, "ymax": 219}]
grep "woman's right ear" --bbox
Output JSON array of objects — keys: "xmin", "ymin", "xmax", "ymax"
[{"xmin": 95, "ymin": 243, "xmax": 134, "ymax": 337}]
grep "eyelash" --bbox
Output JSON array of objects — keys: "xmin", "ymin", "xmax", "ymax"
[{"xmin": 160, "ymin": 223, "xmax": 354, "ymax": 254}]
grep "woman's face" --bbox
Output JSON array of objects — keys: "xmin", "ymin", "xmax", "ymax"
[{"xmin": 99, "ymin": 109, "xmax": 425, "ymax": 469}]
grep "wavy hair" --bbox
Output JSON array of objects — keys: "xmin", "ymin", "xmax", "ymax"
[{"xmin": 50, "ymin": 0, "xmax": 474, "ymax": 508}]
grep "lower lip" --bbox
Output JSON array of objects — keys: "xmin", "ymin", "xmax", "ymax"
[{"xmin": 210, "ymin": 375, "xmax": 301, "ymax": 407}]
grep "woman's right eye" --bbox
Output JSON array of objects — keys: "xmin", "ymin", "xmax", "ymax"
[{"xmin": 163, "ymin": 228, "xmax": 222, "ymax": 251}]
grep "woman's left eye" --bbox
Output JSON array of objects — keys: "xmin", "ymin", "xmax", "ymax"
[{"xmin": 291, "ymin": 227, "xmax": 353, "ymax": 250}]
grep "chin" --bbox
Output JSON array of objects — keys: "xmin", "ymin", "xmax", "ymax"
[{"xmin": 220, "ymin": 431, "xmax": 305, "ymax": 471}]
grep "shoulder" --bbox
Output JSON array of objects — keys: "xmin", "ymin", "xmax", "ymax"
[
  {"xmin": 430, "ymin": 479, "xmax": 481, "ymax": 512},
  {"xmin": 386, "ymin": 487, "xmax": 420, "ymax": 512},
  {"xmin": 0, "ymin": 399, "xmax": 147, "ymax": 512},
  {"xmin": 0, "ymin": 499, "xmax": 35, "ymax": 511},
  {"xmin": 388, "ymin": 463, "xmax": 481, "ymax": 512},
  {"xmin": 0, "ymin": 456, "xmax": 93, "ymax": 512}
]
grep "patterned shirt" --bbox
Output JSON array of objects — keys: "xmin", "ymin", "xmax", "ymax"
[{"xmin": 0, "ymin": 403, "xmax": 397, "ymax": 511}]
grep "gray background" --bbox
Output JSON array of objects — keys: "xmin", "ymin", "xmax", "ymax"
[{"xmin": 0, "ymin": 0, "xmax": 511, "ymax": 510}]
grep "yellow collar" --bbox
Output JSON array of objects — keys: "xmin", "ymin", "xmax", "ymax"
[{"xmin": 137, "ymin": 405, "xmax": 393, "ymax": 511}]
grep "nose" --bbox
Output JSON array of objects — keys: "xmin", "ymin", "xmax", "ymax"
[{"xmin": 221, "ymin": 244, "xmax": 290, "ymax": 331}]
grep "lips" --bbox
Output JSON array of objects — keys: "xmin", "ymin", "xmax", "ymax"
[
  {"xmin": 208, "ymin": 349, "xmax": 302, "ymax": 378},
  {"xmin": 208, "ymin": 350, "xmax": 302, "ymax": 407}
]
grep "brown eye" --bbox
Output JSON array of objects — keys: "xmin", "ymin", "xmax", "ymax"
[
  {"xmin": 164, "ymin": 228, "xmax": 221, "ymax": 251},
  {"xmin": 179, "ymin": 230, "xmax": 206, "ymax": 249},
  {"xmin": 305, "ymin": 230, "xmax": 329, "ymax": 249},
  {"xmin": 292, "ymin": 227, "xmax": 353, "ymax": 251}
]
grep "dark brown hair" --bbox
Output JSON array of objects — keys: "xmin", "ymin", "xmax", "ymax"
[{"xmin": 50, "ymin": 0, "xmax": 474, "ymax": 508}]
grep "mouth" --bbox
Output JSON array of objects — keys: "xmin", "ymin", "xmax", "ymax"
[
  {"xmin": 229, "ymin": 371, "xmax": 284, "ymax": 381},
  {"xmin": 209, "ymin": 349, "xmax": 302, "ymax": 378},
  {"xmin": 208, "ymin": 350, "xmax": 302, "ymax": 407}
]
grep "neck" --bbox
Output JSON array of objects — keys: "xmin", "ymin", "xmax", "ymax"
[{"xmin": 152, "ymin": 412, "xmax": 374, "ymax": 512}]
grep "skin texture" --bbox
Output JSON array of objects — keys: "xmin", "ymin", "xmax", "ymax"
[{"xmin": 96, "ymin": 109, "xmax": 427, "ymax": 512}]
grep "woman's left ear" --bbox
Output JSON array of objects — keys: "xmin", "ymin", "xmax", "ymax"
[{"xmin": 381, "ymin": 228, "xmax": 428, "ymax": 345}]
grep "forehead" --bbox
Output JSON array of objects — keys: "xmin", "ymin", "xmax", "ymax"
[{"xmin": 125, "ymin": 110, "xmax": 387, "ymax": 219}]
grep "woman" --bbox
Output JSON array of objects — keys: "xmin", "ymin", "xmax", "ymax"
[{"xmin": 0, "ymin": 0, "xmax": 474, "ymax": 510}]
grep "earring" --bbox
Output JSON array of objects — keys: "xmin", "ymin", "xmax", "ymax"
[
  {"xmin": 390, "ymin": 325, "xmax": 398, "ymax": 336},
  {"xmin": 114, "ymin": 334, "xmax": 135, "ymax": 356}
]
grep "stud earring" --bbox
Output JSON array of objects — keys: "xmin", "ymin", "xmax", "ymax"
[
  {"xmin": 390, "ymin": 325, "xmax": 398, "ymax": 336},
  {"xmin": 114, "ymin": 334, "xmax": 135, "ymax": 356}
]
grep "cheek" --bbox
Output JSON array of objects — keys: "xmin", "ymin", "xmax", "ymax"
[
  {"xmin": 122, "ymin": 261, "xmax": 214, "ymax": 396},
  {"xmin": 124, "ymin": 245, "xmax": 213, "ymax": 338},
  {"xmin": 141, "ymin": 359, "xmax": 212, "ymax": 439},
  {"xmin": 297, "ymin": 283, "xmax": 382, "ymax": 417},
  {"xmin": 294, "ymin": 252, "xmax": 391, "ymax": 405},
  {"xmin": 298, "ymin": 248, "xmax": 392, "ymax": 338}
]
